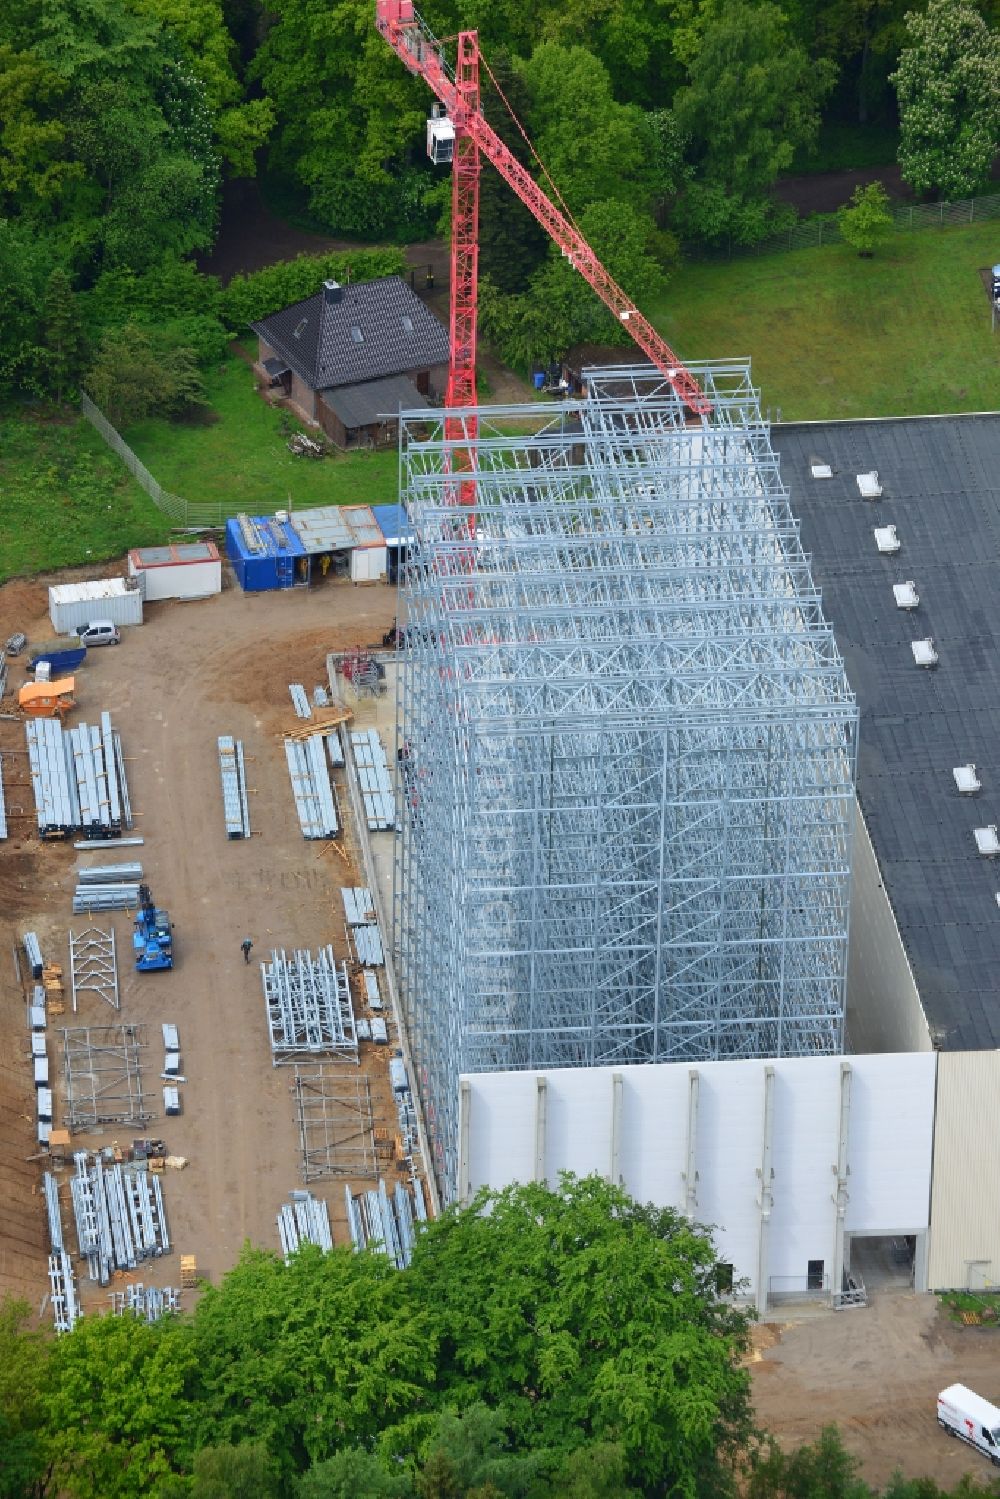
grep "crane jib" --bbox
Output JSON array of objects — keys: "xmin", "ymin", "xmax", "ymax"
[{"xmin": 375, "ymin": 0, "xmax": 711, "ymax": 417}]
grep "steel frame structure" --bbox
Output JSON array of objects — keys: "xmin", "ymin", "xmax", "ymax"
[
  {"xmin": 61, "ymin": 1024, "xmax": 151, "ymax": 1132},
  {"xmin": 394, "ymin": 361, "xmax": 859, "ymax": 1198},
  {"xmin": 292, "ymin": 1066, "xmax": 377, "ymax": 1182}
]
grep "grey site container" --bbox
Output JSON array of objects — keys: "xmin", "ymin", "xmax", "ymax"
[{"xmin": 49, "ymin": 580, "xmax": 144, "ymax": 634}]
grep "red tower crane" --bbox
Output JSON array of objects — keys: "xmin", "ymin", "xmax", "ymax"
[{"xmin": 375, "ymin": 0, "xmax": 711, "ymax": 438}]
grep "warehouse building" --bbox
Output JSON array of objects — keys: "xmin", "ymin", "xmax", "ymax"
[
  {"xmin": 446, "ymin": 408, "xmax": 1000, "ymax": 1304},
  {"xmin": 771, "ymin": 414, "xmax": 1000, "ymax": 1057}
]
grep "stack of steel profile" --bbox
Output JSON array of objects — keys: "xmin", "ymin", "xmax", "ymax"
[
  {"xmin": 23, "ymin": 931, "xmax": 44, "ymax": 978},
  {"xmin": 0, "ymin": 749, "xmax": 7, "ymax": 839},
  {"xmin": 341, "ymin": 886, "xmax": 376, "ymax": 925},
  {"xmin": 289, "ymin": 684, "xmax": 312, "ymax": 718},
  {"xmin": 109, "ymin": 1284, "xmax": 181, "ymax": 1321},
  {"xmin": 284, "ymin": 736, "xmax": 338, "ymax": 838},
  {"xmin": 218, "ymin": 736, "xmax": 251, "ymax": 838},
  {"xmin": 262, "ymin": 946, "xmax": 357, "ymax": 1064},
  {"xmin": 44, "ymin": 1172, "xmax": 80, "ymax": 1333},
  {"xmin": 341, "ymin": 887, "xmax": 382, "ymax": 965},
  {"xmin": 344, "ymin": 1179, "xmax": 422, "ymax": 1269},
  {"xmin": 73, "ymin": 864, "xmax": 142, "ymax": 913},
  {"xmin": 350, "ymin": 729, "xmax": 395, "ymax": 830},
  {"xmin": 353, "ymin": 925, "xmax": 383, "ymax": 966},
  {"xmin": 26, "ymin": 711, "xmax": 131, "ymax": 838},
  {"xmin": 70, "ymin": 1151, "xmax": 170, "ymax": 1286},
  {"xmin": 276, "ymin": 1189, "xmax": 333, "ymax": 1261}
]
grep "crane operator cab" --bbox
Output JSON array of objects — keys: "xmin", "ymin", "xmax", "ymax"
[{"xmin": 427, "ymin": 103, "xmax": 455, "ymax": 164}]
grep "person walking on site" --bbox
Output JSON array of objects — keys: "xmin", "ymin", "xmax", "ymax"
[{"xmin": 241, "ymin": 936, "xmax": 253, "ymax": 964}]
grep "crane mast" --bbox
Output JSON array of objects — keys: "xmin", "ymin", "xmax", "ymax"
[{"xmin": 376, "ymin": 0, "xmax": 711, "ymax": 427}]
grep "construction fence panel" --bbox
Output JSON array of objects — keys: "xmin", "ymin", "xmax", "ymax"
[{"xmin": 80, "ymin": 394, "xmax": 229, "ymax": 529}]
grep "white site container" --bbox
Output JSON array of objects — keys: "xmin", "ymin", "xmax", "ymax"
[
  {"xmin": 938, "ymin": 1384, "xmax": 1000, "ymax": 1466},
  {"xmin": 128, "ymin": 542, "xmax": 222, "ymax": 601},
  {"xmin": 49, "ymin": 578, "xmax": 143, "ymax": 634}
]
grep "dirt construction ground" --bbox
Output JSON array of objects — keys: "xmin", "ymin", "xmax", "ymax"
[
  {"xmin": 752, "ymin": 1293, "xmax": 1000, "ymax": 1488},
  {"xmin": 0, "ymin": 568, "xmax": 412, "ymax": 1305}
]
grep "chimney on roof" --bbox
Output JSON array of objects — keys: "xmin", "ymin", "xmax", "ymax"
[{"xmin": 323, "ymin": 279, "xmax": 343, "ymax": 304}]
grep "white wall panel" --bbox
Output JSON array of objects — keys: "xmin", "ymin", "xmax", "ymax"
[
  {"xmin": 768, "ymin": 1059, "xmax": 842, "ymax": 1282},
  {"xmin": 845, "ymin": 1052, "xmax": 935, "ymax": 1232},
  {"xmin": 465, "ymin": 1069, "xmax": 535, "ymax": 1191},
  {"xmin": 692, "ymin": 1062, "xmax": 764, "ymax": 1289},
  {"xmin": 617, "ymin": 1064, "xmax": 689, "ymax": 1212}
]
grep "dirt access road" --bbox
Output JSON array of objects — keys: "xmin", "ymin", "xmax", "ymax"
[
  {"xmin": 753, "ymin": 1293, "xmax": 1000, "ymax": 1489},
  {"xmin": 0, "ymin": 571, "xmax": 402, "ymax": 1303}
]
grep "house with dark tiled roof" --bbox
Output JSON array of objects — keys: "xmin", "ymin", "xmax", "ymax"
[{"xmin": 251, "ymin": 276, "xmax": 450, "ymax": 449}]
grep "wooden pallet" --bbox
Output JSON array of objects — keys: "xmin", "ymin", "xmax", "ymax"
[{"xmin": 180, "ymin": 1255, "xmax": 198, "ymax": 1288}]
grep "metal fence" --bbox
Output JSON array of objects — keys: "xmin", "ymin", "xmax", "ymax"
[
  {"xmin": 694, "ymin": 188, "xmax": 1000, "ymax": 261},
  {"xmin": 80, "ymin": 392, "xmax": 228, "ymax": 528}
]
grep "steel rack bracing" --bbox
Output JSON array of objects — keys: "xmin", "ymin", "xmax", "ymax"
[
  {"xmin": 218, "ymin": 735, "xmax": 252, "ymax": 838},
  {"xmin": 292, "ymin": 1066, "xmax": 376, "ymax": 1182},
  {"xmin": 262, "ymin": 947, "xmax": 358, "ymax": 1065},
  {"xmin": 393, "ymin": 362, "xmax": 859, "ymax": 1202},
  {"xmin": 276, "ymin": 1189, "xmax": 333, "ymax": 1261},
  {"xmin": 68, "ymin": 927, "xmax": 119, "ymax": 1012},
  {"xmin": 284, "ymin": 737, "xmax": 339, "ymax": 839}
]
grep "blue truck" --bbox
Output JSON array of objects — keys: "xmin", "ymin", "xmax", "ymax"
[{"xmin": 28, "ymin": 638, "xmax": 88, "ymax": 674}]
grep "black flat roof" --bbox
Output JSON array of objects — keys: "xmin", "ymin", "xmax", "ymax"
[{"xmin": 773, "ymin": 415, "xmax": 1000, "ymax": 1051}]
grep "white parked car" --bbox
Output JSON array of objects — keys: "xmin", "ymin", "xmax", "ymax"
[{"xmin": 71, "ymin": 620, "xmax": 121, "ymax": 647}]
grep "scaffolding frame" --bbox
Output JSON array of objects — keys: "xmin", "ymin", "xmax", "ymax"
[
  {"xmin": 394, "ymin": 360, "xmax": 859, "ymax": 1199},
  {"xmin": 68, "ymin": 927, "xmax": 119, "ymax": 1012},
  {"xmin": 292, "ymin": 1065, "xmax": 377, "ymax": 1181},
  {"xmin": 61, "ymin": 1024, "xmax": 151, "ymax": 1132}
]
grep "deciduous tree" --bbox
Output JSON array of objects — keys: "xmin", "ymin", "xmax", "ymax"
[
  {"xmin": 838, "ymin": 180, "xmax": 892, "ymax": 255},
  {"xmin": 673, "ymin": 0, "xmax": 836, "ymax": 244},
  {"xmin": 891, "ymin": 0, "xmax": 1000, "ymax": 199},
  {"xmin": 404, "ymin": 1176, "xmax": 753, "ymax": 1496}
]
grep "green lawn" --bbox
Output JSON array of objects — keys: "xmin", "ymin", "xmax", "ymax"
[
  {"xmin": 651, "ymin": 221, "xmax": 1000, "ymax": 420},
  {"xmin": 123, "ymin": 354, "xmax": 399, "ymax": 514},
  {"xmin": 0, "ymin": 410, "xmax": 171, "ymax": 583}
]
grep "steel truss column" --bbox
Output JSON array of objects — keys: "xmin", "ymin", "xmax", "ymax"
[{"xmin": 444, "ymin": 29, "xmax": 480, "ymax": 513}]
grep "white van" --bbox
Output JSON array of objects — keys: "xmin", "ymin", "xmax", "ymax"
[
  {"xmin": 71, "ymin": 620, "xmax": 120, "ymax": 647},
  {"xmin": 938, "ymin": 1384, "xmax": 1000, "ymax": 1465}
]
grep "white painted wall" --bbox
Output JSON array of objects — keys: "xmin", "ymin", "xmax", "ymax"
[{"xmin": 460, "ymin": 1052, "xmax": 937, "ymax": 1307}]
